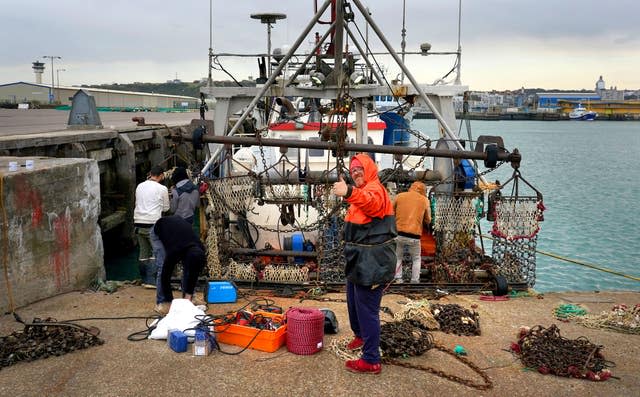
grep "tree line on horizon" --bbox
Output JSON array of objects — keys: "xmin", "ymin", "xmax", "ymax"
[{"xmin": 82, "ymin": 80, "xmax": 256, "ymax": 98}]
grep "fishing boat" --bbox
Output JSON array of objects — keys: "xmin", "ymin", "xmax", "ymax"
[
  {"xmin": 190, "ymin": 0, "xmax": 545, "ymax": 292},
  {"xmin": 569, "ymin": 103, "xmax": 598, "ymax": 120}
]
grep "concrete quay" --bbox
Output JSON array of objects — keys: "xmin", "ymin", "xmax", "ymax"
[
  {"xmin": 0, "ymin": 287, "xmax": 638, "ymax": 396},
  {"xmin": 0, "ymin": 157, "xmax": 103, "ymax": 312},
  {"xmin": 0, "ymin": 108, "xmax": 199, "ymax": 136},
  {"xmin": 0, "ymin": 109, "xmax": 201, "ymax": 312}
]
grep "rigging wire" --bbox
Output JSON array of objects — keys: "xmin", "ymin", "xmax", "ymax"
[
  {"xmin": 348, "ymin": 20, "xmax": 397, "ymax": 106},
  {"xmin": 432, "ymin": 56, "xmax": 459, "ymax": 85},
  {"xmin": 212, "ymin": 56, "xmax": 243, "ymax": 87}
]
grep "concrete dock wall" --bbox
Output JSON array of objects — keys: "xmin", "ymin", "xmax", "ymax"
[{"xmin": 0, "ymin": 157, "xmax": 104, "ymax": 313}]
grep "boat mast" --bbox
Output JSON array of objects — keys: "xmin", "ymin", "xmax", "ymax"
[
  {"xmin": 200, "ymin": 0, "xmax": 334, "ymax": 175},
  {"xmin": 455, "ymin": 0, "xmax": 462, "ymax": 85},
  {"xmin": 400, "ymin": 0, "xmax": 406, "ymax": 84},
  {"xmin": 208, "ymin": 0, "xmax": 213, "ymax": 91},
  {"xmin": 201, "ymin": 0, "xmax": 474, "ymax": 175},
  {"xmin": 351, "ymin": 0, "xmax": 463, "ymax": 146}
]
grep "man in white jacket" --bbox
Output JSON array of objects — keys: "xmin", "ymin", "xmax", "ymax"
[{"xmin": 133, "ymin": 165, "xmax": 170, "ymax": 288}]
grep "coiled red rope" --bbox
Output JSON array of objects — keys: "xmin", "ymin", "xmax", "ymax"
[{"xmin": 286, "ymin": 307, "xmax": 324, "ymax": 355}]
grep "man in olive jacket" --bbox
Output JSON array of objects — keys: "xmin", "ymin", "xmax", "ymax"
[{"xmin": 393, "ymin": 181, "xmax": 431, "ymax": 283}]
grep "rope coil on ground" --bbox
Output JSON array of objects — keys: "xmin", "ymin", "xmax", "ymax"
[
  {"xmin": 554, "ymin": 304, "xmax": 587, "ymax": 320},
  {"xmin": 575, "ymin": 304, "xmax": 640, "ymax": 335},
  {"xmin": 286, "ymin": 307, "xmax": 325, "ymax": 355}
]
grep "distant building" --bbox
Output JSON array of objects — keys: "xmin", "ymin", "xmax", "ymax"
[
  {"xmin": 466, "ymin": 91, "xmax": 505, "ymax": 113},
  {"xmin": 595, "ymin": 76, "xmax": 624, "ymax": 101},
  {"xmin": 536, "ymin": 76, "xmax": 626, "ymax": 111},
  {"xmin": 0, "ymin": 81, "xmax": 198, "ymax": 110},
  {"xmin": 535, "ymin": 92, "xmax": 600, "ymax": 112}
]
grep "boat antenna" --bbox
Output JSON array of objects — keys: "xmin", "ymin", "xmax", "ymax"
[
  {"xmin": 251, "ymin": 13, "xmax": 287, "ymax": 77},
  {"xmin": 365, "ymin": 6, "xmax": 371, "ymax": 82},
  {"xmin": 400, "ymin": 0, "xmax": 406, "ymax": 83},
  {"xmin": 208, "ymin": 0, "xmax": 213, "ymax": 90},
  {"xmin": 455, "ymin": 0, "xmax": 462, "ymax": 85}
]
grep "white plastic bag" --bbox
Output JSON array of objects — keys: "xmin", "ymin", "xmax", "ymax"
[{"xmin": 148, "ymin": 299, "xmax": 206, "ymax": 340}]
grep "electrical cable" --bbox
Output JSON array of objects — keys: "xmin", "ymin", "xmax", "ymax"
[{"xmin": 53, "ymin": 314, "xmax": 162, "ymax": 342}]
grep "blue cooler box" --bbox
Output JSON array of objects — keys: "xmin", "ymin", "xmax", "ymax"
[{"xmin": 206, "ymin": 281, "xmax": 237, "ymax": 303}]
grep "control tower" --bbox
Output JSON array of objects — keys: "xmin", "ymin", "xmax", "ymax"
[{"xmin": 32, "ymin": 61, "xmax": 45, "ymax": 84}]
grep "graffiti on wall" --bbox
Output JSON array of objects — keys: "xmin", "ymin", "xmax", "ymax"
[{"xmin": 13, "ymin": 175, "xmax": 43, "ymax": 228}]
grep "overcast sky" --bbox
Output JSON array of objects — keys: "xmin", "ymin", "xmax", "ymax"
[{"xmin": 2, "ymin": 0, "xmax": 639, "ymax": 91}]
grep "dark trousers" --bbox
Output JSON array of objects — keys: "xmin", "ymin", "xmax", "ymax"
[
  {"xmin": 346, "ymin": 280, "xmax": 383, "ymax": 364},
  {"xmin": 160, "ymin": 246, "xmax": 206, "ymax": 301}
]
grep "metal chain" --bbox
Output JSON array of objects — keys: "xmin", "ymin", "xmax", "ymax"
[
  {"xmin": 514, "ymin": 324, "xmax": 614, "ymax": 380},
  {"xmin": 430, "ymin": 303, "xmax": 481, "ymax": 336},
  {"xmin": 380, "ymin": 319, "xmax": 435, "ymax": 357},
  {"xmin": 377, "ymin": 110, "xmax": 432, "ymax": 186},
  {"xmin": 256, "ymin": 124, "xmax": 278, "ymax": 200},
  {"xmin": 0, "ymin": 318, "xmax": 104, "ymax": 369},
  {"xmin": 331, "ymin": 318, "xmax": 492, "ymax": 390},
  {"xmin": 384, "ymin": 344, "xmax": 493, "ymax": 391}
]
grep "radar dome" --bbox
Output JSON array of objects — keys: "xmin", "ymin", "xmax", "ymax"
[{"xmin": 273, "ymin": 45, "xmax": 291, "ymax": 62}]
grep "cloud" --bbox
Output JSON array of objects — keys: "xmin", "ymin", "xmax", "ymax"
[{"xmin": 1, "ymin": 0, "xmax": 639, "ymax": 89}]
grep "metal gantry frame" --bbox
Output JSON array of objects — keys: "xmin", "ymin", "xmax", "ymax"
[{"xmin": 201, "ymin": 0, "xmax": 496, "ymax": 181}]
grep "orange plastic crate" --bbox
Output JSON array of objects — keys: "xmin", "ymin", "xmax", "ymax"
[{"xmin": 214, "ymin": 311, "xmax": 287, "ymax": 353}]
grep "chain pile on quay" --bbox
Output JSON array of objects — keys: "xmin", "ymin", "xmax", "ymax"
[
  {"xmin": 511, "ymin": 324, "xmax": 615, "ymax": 381},
  {"xmin": 430, "ymin": 303, "xmax": 481, "ymax": 336},
  {"xmin": 0, "ymin": 317, "xmax": 104, "ymax": 370}
]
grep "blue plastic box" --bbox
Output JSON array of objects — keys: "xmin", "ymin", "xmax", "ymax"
[
  {"xmin": 168, "ymin": 329, "xmax": 188, "ymax": 353},
  {"xmin": 205, "ymin": 281, "xmax": 237, "ymax": 304}
]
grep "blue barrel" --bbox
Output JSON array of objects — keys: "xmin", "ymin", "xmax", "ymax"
[
  {"xmin": 456, "ymin": 159, "xmax": 476, "ymax": 189},
  {"xmin": 292, "ymin": 232, "xmax": 304, "ymax": 264},
  {"xmin": 380, "ymin": 112, "xmax": 410, "ymax": 146}
]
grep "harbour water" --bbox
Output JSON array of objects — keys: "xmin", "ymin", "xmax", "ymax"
[{"xmin": 413, "ymin": 119, "xmax": 640, "ymax": 292}]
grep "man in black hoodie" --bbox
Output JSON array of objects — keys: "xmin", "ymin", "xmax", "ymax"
[{"xmin": 152, "ymin": 215, "xmax": 206, "ymax": 314}]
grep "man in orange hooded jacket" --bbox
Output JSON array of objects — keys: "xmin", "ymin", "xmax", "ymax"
[
  {"xmin": 394, "ymin": 181, "xmax": 431, "ymax": 283},
  {"xmin": 333, "ymin": 153, "xmax": 397, "ymax": 374}
]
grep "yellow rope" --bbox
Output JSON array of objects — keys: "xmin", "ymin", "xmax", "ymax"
[
  {"xmin": 536, "ymin": 248, "xmax": 640, "ymax": 282},
  {"xmin": 0, "ymin": 172, "xmax": 16, "ymax": 312},
  {"xmin": 481, "ymin": 234, "xmax": 640, "ymax": 282}
]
